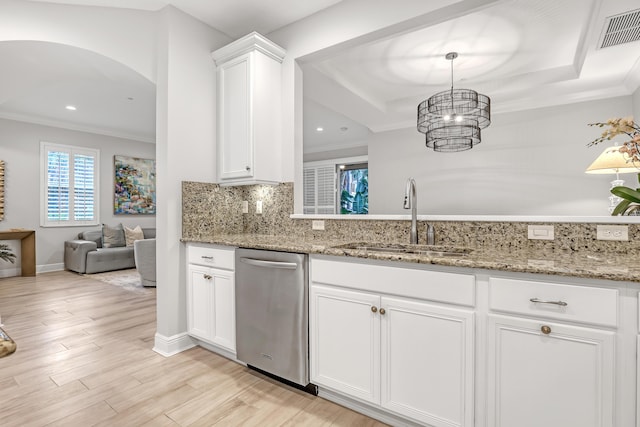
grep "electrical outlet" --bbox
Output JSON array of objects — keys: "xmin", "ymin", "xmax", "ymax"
[
  {"xmin": 597, "ymin": 225, "xmax": 628, "ymax": 241},
  {"xmin": 312, "ymin": 220, "xmax": 325, "ymax": 231},
  {"xmin": 527, "ymin": 225, "xmax": 554, "ymax": 240},
  {"xmin": 242, "ymin": 201, "xmax": 248, "ymax": 214},
  {"xmin": 256, "ymin": 200, "xmax": 263, "ymax": 214}
]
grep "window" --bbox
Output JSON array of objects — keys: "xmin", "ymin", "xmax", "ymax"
[
  {"xmin": 303, "ymin": 156, "xmax": 368, "ymax": 215},
  {"xmin": 339, "ymin": 163, "xmax": 368, "ymax": 215},
  {"xmin": 40, "ymin": 142, "xmax": 99, "ymax": 227},
  {"xmin": 303, "ymin": 164, "xmax": 336, "ymax": 214}
]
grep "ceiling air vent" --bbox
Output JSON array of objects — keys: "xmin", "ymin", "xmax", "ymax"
[{"xmin": 598, "ymin": 8, "xmax": 640, "ymax": 49}]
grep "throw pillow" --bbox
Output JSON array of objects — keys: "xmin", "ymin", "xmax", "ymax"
[
  {"xmin": 124, "ymin": 225, "xmax": 144, "ymax": 247},
  {"xmin": 102, "ymin": 224, "xmax": 125, "ymax": 248}
]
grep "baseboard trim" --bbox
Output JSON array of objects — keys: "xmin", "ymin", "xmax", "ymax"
[
  {"xmin": 193, "ymin": 338, "xmax": 238, "ymax": 363},
  {"xmin": 318, "ymin": 387, "xmax": 422, "ymax": 427},
  {"xmin": 0, "ymin": 267, "xmax": 20, "ymax": 278},
  {"xmin": 153, "ymin": 332, "xmax": 196, "ymax": 357},
  {"xmin": 38, "ymin": 263, "xmax": 64, "ymax": 273}
]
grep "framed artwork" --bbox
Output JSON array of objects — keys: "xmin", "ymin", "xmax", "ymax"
[
  {"xmin": 114, "ymin": 155, "xmax": 156, "ymax": 215},
  {"xmin": 0, "ymin": 160, "xmax": 4, "ymax": 221}
]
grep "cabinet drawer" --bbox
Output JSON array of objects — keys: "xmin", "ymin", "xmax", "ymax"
[
  {"xmin": 311, "ymin": 257, "xmax": 475, "ymax": 307},
  {"xmin": 489, "ymin": 277, "xmax": 618, "ymax": 328},
  {"xmin": 188, "ymin": 244, "xmax": 235, "ymax": 270}
]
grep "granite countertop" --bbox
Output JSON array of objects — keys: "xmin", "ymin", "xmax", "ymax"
[{"xmin": 182, "ymin": 234, "xmax": 640, "ymax": 283}]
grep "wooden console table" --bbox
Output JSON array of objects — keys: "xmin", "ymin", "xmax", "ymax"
[{"xmin": 0, "ymin": 229, "xmax": 35, "ymax": 276}]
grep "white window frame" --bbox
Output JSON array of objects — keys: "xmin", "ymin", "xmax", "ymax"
[{"xmin": 40, "ymin": 141, "xmax": 100, "ymax": 227}]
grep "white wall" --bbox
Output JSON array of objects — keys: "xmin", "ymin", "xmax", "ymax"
[
  {"xmin": 369, "ymin": 96, "xmax": 634, "ymax": 215},
  {"xmin": 0, "ymin": 1, "xmax": 158, "ymax": 278},
  {"xmin": 0, "ymin": 118, "xmax": 155, "ymax": 276},
  {"xmin": 267, "ymin": 0, "xmax": 505, "ymax": 212},
  {"xmin": 154, "ymin": 6, "xmax": 230, "ymax": 347},
  {"xmin": 633, "ymin": 85, "xmax": 640, "ymax": 119},
  {"xmin": 0, "ymin": 1, "xmax": 231, "ymax": 354},
  {"xmin": 0, "ymin": 0, "xmax": 157, "ymax": 83}
]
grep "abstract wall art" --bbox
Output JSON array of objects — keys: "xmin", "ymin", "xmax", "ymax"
[{"xmin": 114, "ymin": 155, "xmax": 156, "ymax": 215}]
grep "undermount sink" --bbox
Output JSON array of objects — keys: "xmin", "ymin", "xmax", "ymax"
[{"xmin": 332, "ymin": 242, "xmax": 473, "ymax": 257}]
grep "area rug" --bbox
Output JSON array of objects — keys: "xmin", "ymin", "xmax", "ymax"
[{"xmin": 84, "ymin": 268, "xmax": 153, "ymax": 294}]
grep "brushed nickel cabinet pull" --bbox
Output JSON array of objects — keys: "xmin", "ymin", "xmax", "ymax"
[
  {"xmin": 379, "ymin": 308, "xmax": 386, "ymax": 315},
  {"xmin": 530, "ymin": 298, "xmax": 568, "ymax": 307},
  {"xmin": 203, "ymin": 274, "xmax": 212, "ymax": 280},
  {"xmin": 541, "ymin": 325, "xmax": 552, "ymax": 335},
  {"xmin": 371, "ymin": 306, "xmax": 378, "ymax": 313},
  {"xmin": 201, "ymin": 255, "xmax": 214, "ymax": 260}
]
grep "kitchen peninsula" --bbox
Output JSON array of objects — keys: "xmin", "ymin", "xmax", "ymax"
[
  {"xmin": 182, "ymin": 181, "xmax": 640, "ymax": 427},
  {"xmin": 183, "ymin": 232, "xmax": 640, "ymax": 283}
]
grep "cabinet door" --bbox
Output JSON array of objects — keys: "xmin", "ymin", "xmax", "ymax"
[
  {"xmin": 487, "ymin": 315, "xmax": 615, "ymax": 427},
  {"xmin": 218, "ymin": 53, "xmax": 252, "ymax": 180},
  {"xmin": 187, "ymin": 265, "xmax": 214, "ymax": 341},
  {"xmin": 210, "ymin": 268, "xmax": 235, "ymax": 352},
  {"xmin": 381, "ymin": 297, "xmax": 474, "ymax": 427},
  {"xmin": 310, "ymin": 285, "xmax": 380, "ymax": 404}
]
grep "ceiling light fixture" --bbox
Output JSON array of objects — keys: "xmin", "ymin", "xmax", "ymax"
[
  {"xmin": 65, "ymin": 105, "xmax": 77, "ymax": 111},
  {"xmin": 316, "ymin": 127, "xmax": 324, "ymax": 132},
  {"xmin": 417, "ymin": 52, "xmax": 491, "ymax": 152}
]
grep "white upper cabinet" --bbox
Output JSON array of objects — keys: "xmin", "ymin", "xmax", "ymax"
[{"xmin": 212, "ymin": 32, "xmax": 285, "ymax": 185}]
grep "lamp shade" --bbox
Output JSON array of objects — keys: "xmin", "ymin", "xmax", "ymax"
[{"xmin": 585, "ymin": 146, "xmax": 639, "ymax": 174}]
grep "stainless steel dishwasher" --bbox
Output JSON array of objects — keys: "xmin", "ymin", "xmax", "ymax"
[{"xmin": 235, "ymin": 248, "xmax": 315, "ymax": 393}]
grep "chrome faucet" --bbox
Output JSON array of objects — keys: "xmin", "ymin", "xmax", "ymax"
[{"xmin": 403, "ymin": 178, "xmax": 418, "ymax": 244}]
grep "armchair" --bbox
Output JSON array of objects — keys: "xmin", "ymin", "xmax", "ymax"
[{"xmin": 134, "ymin": 238, "xmax": 156, "ymax": 287}]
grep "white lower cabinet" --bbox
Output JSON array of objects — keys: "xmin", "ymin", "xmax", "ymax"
[
  {"xmin": 487, "ymin": 276, "xmax": 619, "ymax": 427},
  {"xmin": 310, "ymin": 262, "xmax": 475, "ymax": 427},
  {"xmin": 487, "ymin": 315, "xmax": 615, "ymax": 427},
  {"xmin": 187, "ymin": 264, "xmax": 235, "ymax": 351},
  {"xmin": 311, "ymin": 285, "xmax": 381, "ymax": 404},
  {"xmin": 186, "ymin": 244, "xmax": 235, "ymax": 354},
  {"xmin": 381, "ymin": 297, "xmax": 474, "ymax": 427}
]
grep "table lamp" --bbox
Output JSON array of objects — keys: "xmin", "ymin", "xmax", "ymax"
[{"xmin": 585, "ymin": 145, "xmax": 639, "ymax": 213}]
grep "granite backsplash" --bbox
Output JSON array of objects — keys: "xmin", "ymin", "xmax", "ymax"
[{"xmin": 182, "ymin": 181, "xmax": 640, "ymax": 255}]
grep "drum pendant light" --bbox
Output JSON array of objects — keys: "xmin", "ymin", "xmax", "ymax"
[{"xmin": 417, "ymin": 52, "xmax": 491, "ymax": 152}]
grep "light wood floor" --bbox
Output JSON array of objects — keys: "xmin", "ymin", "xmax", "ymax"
[{"xmin": 0, "ymin": 271, "xmax": 387, "ymax": 426}]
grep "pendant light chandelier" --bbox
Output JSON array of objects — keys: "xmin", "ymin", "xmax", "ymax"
[{"xmin": 417, "ymin": 52, "xmax": 491, "ymax": 152}]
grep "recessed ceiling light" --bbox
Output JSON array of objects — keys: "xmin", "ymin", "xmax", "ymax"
[
  {"xmin": 340, "ymin": 126, "xmax": 348, "ymax": 132},
  {"xmin": 65, "ymin": 105, "xmax": 77, "ymax": 111},
  {"xmin": 316, "ymin": 127, "xmax": 324, "ymax": 132}
]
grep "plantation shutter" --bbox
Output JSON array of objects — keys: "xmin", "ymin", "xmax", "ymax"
[
  {"xmin": 73, "ymin": 154, "xmax": 95, "ymax": 221},
  {"xmin": 316, "ymin": 165, "xmax": 336, "ymax": 214},
  {"xmin": 303, "ymin": 168, "xmax": 316, "ymax": 214},
  {"xmin": 41, "ymin": 142, "xmax": 99, "ymax": 227},
  {"xmin": 303, "ymin": 164, "xmax": 336, "ymax": 214},
  {"xmin": 47, "ymin": 151, "xmax": 70, "ymax": 221}
]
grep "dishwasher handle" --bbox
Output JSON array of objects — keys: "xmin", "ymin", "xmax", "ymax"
[{"xmin": 239, "ymin": 257, "xmax": 298, "ymax": 270}]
